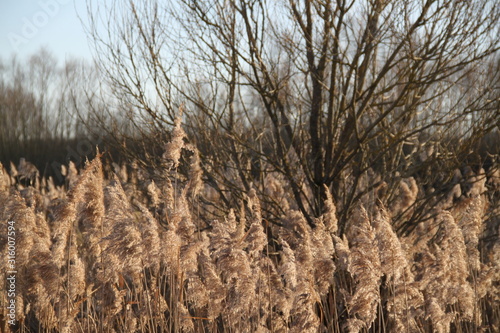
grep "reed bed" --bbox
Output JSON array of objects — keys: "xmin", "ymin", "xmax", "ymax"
[{"xmin": 0, "ymin": 126, "xmax": 499, "ymax": 332}]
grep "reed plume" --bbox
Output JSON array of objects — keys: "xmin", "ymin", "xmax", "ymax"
[
  {"xmin": 343, "ymin": 205, "xmax": 382, "ymax": 333},
  {"xmin": 163, "ymin": 116, "xmax": 186, "ymax": 171},
  {"xmin": 102, "ymin": 178, "xmax": 145, "ymax": 282},
  {"xmin": 452, "ymin": 195, "xmax": 486, "ymax": 271},
  {"xmin": 415, "ymin": 210, "xmax": 475, "ymax": 331},
  {"xmin": 390, "ymin": 177, "xmax": 418, "ymax": 217}
]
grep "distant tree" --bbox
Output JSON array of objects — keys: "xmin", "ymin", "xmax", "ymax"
[
  {"xmin": 86, "ymin": 0, "xmax": 499, "ymax": 230},
  {"xmin": 0, "ymin": 48, "xmax": 100, "ymax": 171}
]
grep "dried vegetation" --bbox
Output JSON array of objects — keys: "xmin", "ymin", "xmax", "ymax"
[{"xmin": 0, "ymin": 125, "xmax": 499, "ymax": 333}]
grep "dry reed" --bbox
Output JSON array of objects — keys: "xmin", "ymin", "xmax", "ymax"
[{"xmin": 1, "ymin": 126, "xmax": 499, "ymax": 333}]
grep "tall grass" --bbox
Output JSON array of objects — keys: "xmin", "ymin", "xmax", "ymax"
[{"xmin": 0, "ymin": 129, "xmax": 499, "ymax": 332}]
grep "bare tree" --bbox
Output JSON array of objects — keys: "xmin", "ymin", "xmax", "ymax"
[{"xmin": 85, "ymin": 0, "xmax": 499, "ymax": 230}]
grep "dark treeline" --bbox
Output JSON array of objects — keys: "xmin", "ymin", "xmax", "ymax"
[{"xmin": 0, "ymin": 49, "xmax": 136, "ymax": 183}]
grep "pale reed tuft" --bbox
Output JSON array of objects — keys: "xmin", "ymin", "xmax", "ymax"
[
  {"xmin": 146, "ymin": 180, "xmax": 161, "ymax": 207},
  {"xmin": 51, "ymin": 157, "xmax": 101, "ymax": 266},
  {"xmin": 416, "ymin": 210, "xmax": 475, "ymax": 329},
  {"xmin": 390, "ymin": 177, "xmax": 418, "ymax": 217},
  {"xmin": 264, "ymin": 173, "xmax": 291, "ymax": 212},
  {"xmin": 279, "ymin": 237, "xmax": 298, "ymax": 290},
  {"xmin": 425, "ymin": 297, "xmax": 455, "ymax": 333},
  {"xmin": 103, "ymin": 178, "xmax": 145, "ymax": 282},
  {"xmin": 452, "ymin": 195, "xmax": 486, "ymax": 271},
  {"xmin": 244, "ymin": 189, "xmax": 267, "ymax": 257},
  {"xmin": 0, "ymin": 162, "xmax": 11, "ymax": 189},
  {"xmin": 66, "ymin": 161, "xmax": 79, "ymax": 187},
  {"xmin": 178, "ymin": 302, "xmax": 195, "ymax": 332},
  {"xmin": 323, "ymin": 184, "xmax": 338, "ymax": 234},
  {"xmin": 198, "ymin": 248, "xmax": 225, "ymax": 319},
  {"xmin": 135, "ymin": 201, "xmax": 162, "ymax": 269},
  {"xmin": 210, "ymin": 218, "xmax": 256, "ymax": 324},
  {"xmin": 311, "ymin": 217, "xmax": 335, "ymax": 295},
  {"xmin": 187, "ymin": 148, "xmax": 203, "ymax": 198},
  {"xmin": 344, "ymin": 205, "xmax": 382, "ymax": 333},
  {"xmin": 372, "ymin": 206, "xmax": 407, "ymax": 282},
  {"xmin": 163, "ymin": 116, "xmax": 187, "ymax": 170}
]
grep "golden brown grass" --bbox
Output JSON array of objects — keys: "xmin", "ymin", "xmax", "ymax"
[{"xmin": 0, "ymin": 137, "xmax": 499, "ymax": 332}]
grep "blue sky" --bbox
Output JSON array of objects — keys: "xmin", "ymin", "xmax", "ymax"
[{"xmin": 0, "ymin": 0, "xmax": 93, "ymax": 62}]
